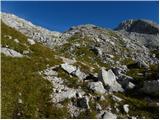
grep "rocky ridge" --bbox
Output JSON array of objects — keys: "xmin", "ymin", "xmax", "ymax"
[{"xmin": 1, "ymin": 13, "xmax": 63, "ymax": 47}]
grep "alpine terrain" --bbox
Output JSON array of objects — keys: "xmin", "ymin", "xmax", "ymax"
[{"xmin": 1, "ymin": 13, "xmax": 159, "ymax": 119}]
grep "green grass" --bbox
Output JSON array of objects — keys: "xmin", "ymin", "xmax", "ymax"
[
  {"xmin": 1, "ymin": 22, "xmax": 29, "ymax": 53},
  {"xmin": 1, "ymin": 22, "xmax": 69, "ymax": 118},
  {"xmin": 56, "ymin": 67, "xmax": 80, "ymax": 88},
  {"xmin": 114, "ymin": 93, "xmax": 159, "ymax": 119},
  {"xmin": 56, "ymin": 34, "xmax": 111, "ymax": 73}
]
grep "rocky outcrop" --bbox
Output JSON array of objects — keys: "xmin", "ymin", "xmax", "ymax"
[
  {"xmin": 1, "ymin": 13, "xmax": 63, "ymax": 47},
  {"xmin": 61, "ymin": 63, "xmax": 77, "ymax": 74},
  {"xmin": 1, "ymin": 47, "xmax": 23, "ymax": 57},
  {"xmin": 61, "ymin": 63, "xmax": 87, "ymax": 80},
  {"xmin": 115, "ymin": 19, "xmax": 159, "ymax": 34},
  {"xmin": 2, "ymin": 13, "xmax": 158, "ymax": 65},
  {"xmin": 98, "ymin": 68, "xmax": 124, "ymax": 92}
]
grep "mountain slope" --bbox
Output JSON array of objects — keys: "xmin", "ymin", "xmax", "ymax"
[
  {"xmin": 115, "ymin": 19, "xmax": 159, "ymax": 34},
  {"xmin": 1, "ymin": 13, "xmax": 64, "ymax": 47},
  {"xmin": 1, "ymin": 13, "xmax": 159, "ymax": 119},
  {"xmin": 115, "ymin": 19, "xmax": 159, "ymax": 49}
]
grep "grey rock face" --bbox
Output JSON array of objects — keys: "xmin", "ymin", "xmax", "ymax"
[
  {"xmin": 88, "ymin": 81, "xmax": 106, "ymax": 94},
  {"xmin": 115, "ymin": 19, "xmax": 159, "ymax": 34},
  {"xmin": 61, "ymin": 63, "xmax": 77, "ymax": 74},
  {"xmin": 98, "ymin": 68, "xmax": 124, "ymax": 92},
  {"xmin": 1, "ymin": 47, "xmax": 23, "ymax": 57},
  {"xmin": 73, "ymin": 68, "xmax": 87, "ymax": 80},
  {"xmin": 61, "ymin": 63, "xmax": 87, "ymax": 80},
  {"xmin": 43, "ymin": 67, "xmax": 58, "ymax": 76},
  {"xmin": 1, "ymin": 13, "xmax": 63, "ymax": 48}
]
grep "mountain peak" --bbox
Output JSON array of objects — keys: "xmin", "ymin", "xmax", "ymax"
[
  {"xmin": 115, "ymin": 19, "xmax": 159, "ymax": 34},
  {"xmin": 69, "ymin": 24, "xmax": 99, "ymax": 31}
]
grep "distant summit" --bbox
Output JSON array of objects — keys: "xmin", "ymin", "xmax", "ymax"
[{"xmin": 115, "ymin": 19, "xmax": 159, "ymax": 34}]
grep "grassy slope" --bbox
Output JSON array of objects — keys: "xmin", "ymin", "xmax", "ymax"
[{"xmin": 1, "ymin": 22, "xmax": 71, "ymax": 118}]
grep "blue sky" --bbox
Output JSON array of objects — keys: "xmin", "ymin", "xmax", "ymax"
[{"xmin": 1, "ymin": 1, "xmax": 159, "ymax": 32}]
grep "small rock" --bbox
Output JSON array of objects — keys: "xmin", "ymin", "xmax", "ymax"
[
  {"xmin": 8, "ymin": 35, "xmax": 12, "ymax": 39},
  {"xmin": 127, "ymin": 82, "xmax": 135, "ymax": 89},
  {"xmin": 123, "ymin": 104, "xmax": 129, "ymax": 113},
  {"xmin": 152, "ymin": 54, "xmax": 156, "ymax": 58},
  {"xmin": 23, "ymin": 50, "xmax": 29, "ymax": 55},
  {"xmin": 106, "ymin": 54, "xmax": 114, "ymax": 58},
  {"xmin": 131, "ymin": 116, "xmax": 137, "ymax": 119},
  {"xmin": 88, "ymin": 81, "xmax": 106, "ymax": 94},
  {"xmin": 116, "ymin": 108, "xmax": 120, "ymax": 113},
  {"xmin": 112, "ymin": 65, "xmax": 128, "ymax": 76},
  {"xmin": 14, "ymin": 38, "xmax": 19, "ymax": 43},
  {"xmin": 74, "ymin": 68, "xmax": 87, "ymax": 80},
  {"xmin": 27, "ymin": 38, "xmax": 35, "ymax": 45},
  {"xmin": 76, "ymin": 92, "xmax": 82, "ymax": 98},
  {"xmin": 1, "ymin": 47, "xmax": 23, "ymax": 57},
  {"xmin": 18, "ymin": 98, "xmax": 23, "ymax": 104},
  {"xmin": 96, "ymin": 103, "xmax": 102, "ymax": 111},
  {"xmin": 112, "ymin": 95, "xmax": 122, "ymax": 102},
  {"xmin": 61, "ymin": 63, "xmax": 77, "ymax": 74},
  {"xmin": 118, "ymin": 74, "xmax": 134, "ymax": 89},
  {"xmin": 43, "ymin": 67, "xmax": 58, "ymax": 76},
  {"xmin": 102, "ymin": 111, "xmax": 117, "ymax": 119}
]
